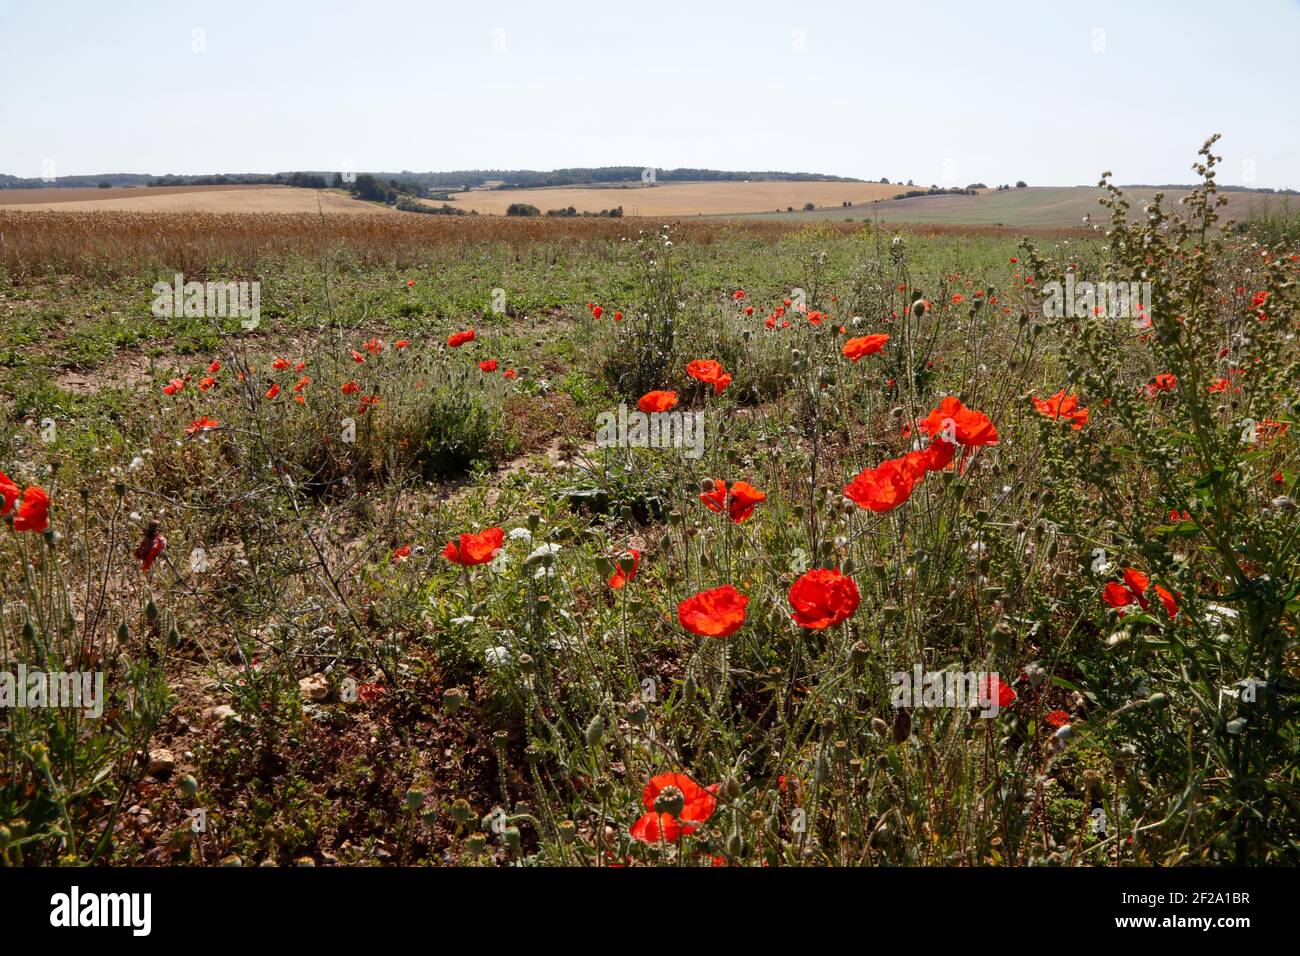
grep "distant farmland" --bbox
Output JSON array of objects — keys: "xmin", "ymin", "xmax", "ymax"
[
  {"xmin": 0, "ymin": 185, "xmax": 391, "ymax": 214},
  {"xmin": 738, "ymin": 185, "xmax": 1281, "ymax": 227},
  {"xmin": 427, "ymin": 180, "xmax": 910, "ymax": 216}
]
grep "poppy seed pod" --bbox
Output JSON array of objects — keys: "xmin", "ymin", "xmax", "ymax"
[
  {"xmin": 0, "ymin": 825, "xmax": 9, "ymax": 851},
  {"xmin": 451, "ymin": 798, "xmax": 473, "ymax": 825},
  {"xmin": 625, "ymin": 699, "xmax": 647, "ymax": 725},
  {"xmin": 557, "ymin": 820, "xmax": 577, "ymax": 844},
  {"xmin": 870, "ymin": 716, "xmax": 889, "ymax": 736},
  {"xmin": 465, "ymin": 833, "xmax": 486, "ymax": 855},
  {"xmin": 653, "ymin": 785, "xmax": 685, "ymax": 817},
  {"xmin": 892, "ymin": 709, "xmax": 912, "ymax": 743},
  {"xmin": 405, "ymin": 787, "xmax": 426, "ymax": 811},
  {"xmin": 850, "ymin": 641, "xmax": 871, "ymax": 667},
  {"xmin": 443, "ymin": 687, "xmax": 467, "ymax": 714}
]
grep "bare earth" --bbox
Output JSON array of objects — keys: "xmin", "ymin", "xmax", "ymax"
[
  {"xmin": 428, "ymin": 180, "xmax": 914, "ymax": 216},
  {"xmin": 0, "ymin": 185, "xmax": 393, "ymax": 214}
]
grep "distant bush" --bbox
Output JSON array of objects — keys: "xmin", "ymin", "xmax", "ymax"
[{"xmin": 506, "ymin": 203, "xmax": 541, "ymax": 217}]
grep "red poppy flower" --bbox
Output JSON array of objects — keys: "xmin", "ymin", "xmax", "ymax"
[
  {"xmin": 1044, "ymin": 709, "xmax": 1070, "ymax": 729},
  {"xmin": 608, "ymin": 548, "xmax": 640, "ymax": 589},
  {"xmin": 350, "ymin": 350, "xmax": 366, "ymax": 364},
  {"xmin": 265, "ymin": 383, "xmax": 281, "ymax": 399},
  {"xmin": 162, "ymin": 378, "xmax": 185, "ymax": 395},
  {"xmin": 732, "ymin": 290, "xmax": 746, "ymax": 300},
  {"xmin": 357, "ymin": 682, "xmax": 386, "ymax": 703},
  {"xmin": 637, "ymin": 390, "xmax": 678, "ymax": 413},
  {"xmin": 186, "ymin": 416, "xmax": 221, "ymax": 435},
  {"xmin": 395, "ymin": 339, "xmax": 411, "ymax": 349},
  {"xmin": 1032, "ymin": 390, "xmax": 1089, "ymax": 430},
  {"xmin": 980, "ymin": 674, "xmax": 1016, "ymax": 708},
  {"xmin": 441, "ymin": 527, "xmax": 505, "ymax": 566},
  {"xmin": 13, "ymin": 486, "xmax": 50, "ymax": 533},
  {"xmin": 198, "ymin": 376, "xmax": 217, "ymax": 391},
  {"xmin": 844, "ymin": 458, "xmax": 917, "ymax": 512},
  {"xmin": 391, "ymin": 544, "xmax": 412, "ymax": 564},
  {"xmin": 685, "ymin": 359, "xmax": 732, "ymax": 394},
  {"xmin": 479, "ymin": 359, "xmax": 498, "ymax": 373},
  {"xmin": 406, "ymin": 279, "xmax": 415, "ymax": 287},
  {"xmin": 591, "ymin": 305, "xmax": 603, "ymax": 319},
  {"xmin": 363, "ymin": 338, "xmax": 384, "ymax": 355},
  {"xmin": 842, "ymin": 334, "xmax": 889, "ymax": 362},
  {"xmin": 341, "ymin": 381, "xmax": 360, "ymax": 395},
  {"xmin": 788, "ymin": 568, "xmax": 861, "ymax": 629},
  {"xmin": 630, "ymin": 773, "xmax": 717, "ymax": 843},
  {"xmin": 503, "ymin": 368, "xmax": 517, "ymax": 380},
  {"xmin": 447, "ymin": 329, "xmax": 476, "ymax": 348},
  {"xmin": 135, "ymin": 527, "xmax": 167, "ymax": 572},
  {"xmin": 744, "ymin": 305, "xmax": 754, "ymax": 315},
  {"xmin": 678, "ymin": 584, "xmax": 748, "ymax": 638},
  {"xmin": 207, "ymin": 360, "xmax": 221, "ymax": 373},
  {"xmin": 1103, "ymin": 567, "xmax": 1178, "ymax": 619},
  {"xmin": 293, "ymin": 375, "xmax": 311, "ymax": 392},
  {"xmin": 699, "ymin": 479, "xmax": 766, "ymax": 524},
  {"xmin": 272, "ymin": 357, "xmax": 291, "ymax": 370},
  {"xmin": 918, "ymin": 396, "xmax": 998, "ymax": 446},
  {"xmin": 0, "ymin": 471, "xmax": 19, "ymax": 515},
  {"xmin": 898, "ymin": 437, "xmax": 955, "ymax": 481},
  {"xmin": 1144, "ymin": 373, "xmax": 1177, "ymax": 397}
]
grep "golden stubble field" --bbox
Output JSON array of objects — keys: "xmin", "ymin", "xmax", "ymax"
[
  {"xmin": 428, "ymin": 180, "xmax": 917, "ymax": 215},
  {"xmin": 0, "ymin": 185, "xmax": 393, "ymax": 214}
]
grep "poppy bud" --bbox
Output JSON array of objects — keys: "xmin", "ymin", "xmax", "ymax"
[
  {"xmin": 726, "ymin": 830, "xmax": 744, "ymax": 857},
  {"xmin": 503, "ymin": 826, "xmax": 522, "ymax": 850},
  {"xmin": 683, "ymin": 672, "xmax": 697, "ymax": 705},
  {"xmin": 117, "ymin": 621, "xmax": 130, "ymax": 643},
  {"xmin": 145, "ymin": 599, "xmax": 158, "ymax": 622},
  {"xmin": 178, "ymin": 773, "xmax": 199, "ymax": 797},
  {"xmin": 870, "ymin": 717, "xmax": 889, "ymax": 736},
  {"xmin": 527, "ymin": 512, "xmax": 541, "ymax": 532},
  {"xmin": 1147, "ymin": 692, "xmax": 1168, "ymax": 709},
  {"xmin": 584, "ymin": 714, "xmax": 604, "ymax": 746},
  {"xmin": 723, "ymin": 777, "xmax": 742, "ymax": 800}
]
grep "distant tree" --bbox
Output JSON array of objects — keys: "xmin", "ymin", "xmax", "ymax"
[
  {"xmin": 506, "ymin": 203, "xmax": 541, "ymax": 216},
  {"xmin": 803, "ymin": 202, "xmax": 816, "ymax": 211},
  {"xmin": 879, "ymin": 177, "xmax": 890, "ymax": 184},
  {"xmin": 1016, "ymin": 180, "xmax": 1028, "ymax": 188},
  {"xmin": 97, "ymin": 181, "xmax": 111, "ymax": 189},
  {"xmin": 332, "ymin": 172, "xmax": 344, "ymax": 188}
]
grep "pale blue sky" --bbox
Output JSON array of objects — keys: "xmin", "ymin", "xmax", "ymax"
[{"xmin": 2, "ymin": 0, "xmax": 1298, "ymax": 187}]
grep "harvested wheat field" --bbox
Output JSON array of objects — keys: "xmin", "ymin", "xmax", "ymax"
[
  {"xmin": 431, "ymin": 180, "xmax": 922, "ymax": 216},
  {"xmin": 0, "ymin": 185, "xmax": 391, "ymax": 214}
]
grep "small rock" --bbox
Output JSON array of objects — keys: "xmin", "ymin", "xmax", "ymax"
[
  {"xmin": 147, "ymin": 749, "xmax": 176, "ymax": 776},
  {"xmin": 299, "ymin": 673, "xmax": 329, "ymax": 703},
  {"xmin": 204, "ymin": 704, "xmax": 237, "ymax": 725}
]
